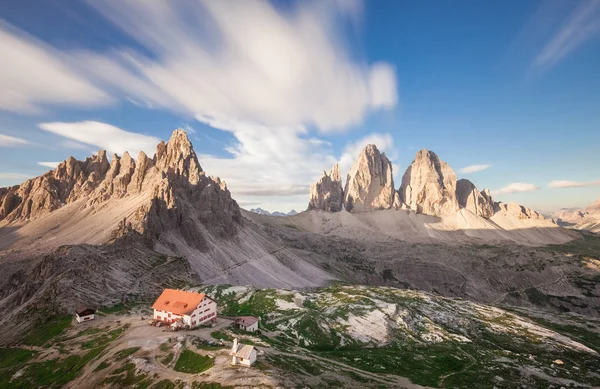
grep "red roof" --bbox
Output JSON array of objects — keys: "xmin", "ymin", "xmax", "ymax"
[{"xmin": 152, "ymin": 289, "xmax": 207, "ymax": 315}]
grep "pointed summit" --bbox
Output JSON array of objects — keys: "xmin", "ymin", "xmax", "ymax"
[
  {"xmin": 343, "ymin": 144, "xmax": 395, "ymax": 212},
  {"xmin": 155, "ymin": 129, "xmax": 203, "ymax": 184},
  {"xmin": 308, "ymin": 163, "xmax": 344, "ymax": 212},
  {"xmin": 399, "ymin": 149, "xmax": 459, "ymax": 216}
]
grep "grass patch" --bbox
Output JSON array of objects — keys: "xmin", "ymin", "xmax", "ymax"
[
  {"xmin": 103, "ymin": 362, "xmax": 152, "ymax": 388},
  {"xmin": 191, "ymin": 382, "xmax": 234, "ymax": 389},
  {"xmin": 159, "ymin": 342, "xmax": 170, "ymax": 352},
  {"xmin": 0, "ymin": 348, "xmax": 36, "ymax": 369},
  {"xmin": 210, "ymin": 330, "xmax": 233, "ymax": 342},
  {"xmin": 99, "ymin": 303, "xmax": 130, "ymax": 315},
  {"xmin": 161, "ymin": 353, "xmax": 174, "ymax": 365},
  {"xmin": 81, "ymin": 326, "xmax": 126, "ymax": 349},
  {"xmin": 152, "ymin": 380, "xmax": 176, "ymax": 389},
  {"xmin": 93, "ymin": 360, "xmax": 111, "ymax": 372},
  {"xmin": 114, "ymin": 346, "xmax": 140, "ymax": 361},
  {"xmin": 266, "ymin": 355, "xmax": 323, "ymax": 376},
  {"xmin": 173, "ymin": 350, "xmax": 214, "ymax": 374},
  {"xmin": 22, "ymin": 315, "xmax": 72, "ymax": 346}
]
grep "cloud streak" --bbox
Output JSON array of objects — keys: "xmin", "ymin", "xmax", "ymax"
[
  {"xmin": 492, "ymin": 182, "xmax": 539, "ymax": 195},
  {"xmin": 459, "ymin": 164, "xmax": 491, "ymax": 174},
  {"xmin": 0, "ymin": 23, "xmax": 110, "ymax": 113},
  {"xmin": 38, "ymin": 121, "xmax": 161, "ymax": 156},
  {"xmin": 38, "ymin": 162, "xmax": 61, "ymax": 169},
  {"xmin": 533, "ymin": 1, "xmax": 600, "ymax": 70},
  {"xmin": 0, "ymin": 134, "xmax": 29, "ymax": 147},
  {"xmin": 549, "ymin": 179, "xmax": 600, "ymax": 188}
]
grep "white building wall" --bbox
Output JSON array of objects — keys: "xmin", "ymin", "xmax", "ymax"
[
  {"xmin": 75, "ymin": 314, "xmax": 95, "ymax": 323},
  {"xmin": 239, "ymin": 349, "xmax": 257, "ymax": 367},
  {"xmin": 154, "ymin": 297, "xmax": 217, "ymax": 327}
]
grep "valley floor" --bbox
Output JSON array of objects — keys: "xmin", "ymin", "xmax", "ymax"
[{"xmin": 1, "ymin": 284, "xmax": 599, "ymax": 389}]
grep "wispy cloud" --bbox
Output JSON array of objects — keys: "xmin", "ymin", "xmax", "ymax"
[
  {"xmin": 0, "ymin": 172, "xmax": 31, "ymax": 181},
  {"xmin": 0, "ymin": 134, "xmax": 29, "ymax": 147},
  {"xmin": 533, "ymin": 1, "xmax": 600, "ymax": 70},
  {"xmin": 492, "ymin": 182, "xmax": 539, "ymax": 195},
  {"xmin": 38, "ymin": 162, "xmax": 61, "ymax": 169},
  {"xmin": 549, "ymin": 179, "xmax": 600, "ymax": 188},
  {"xmin": 80, "ymin": 0, "xmax": 397, "ymax": 131},
  {"xmin": 0, "ymin": 23, "xmax": 110, "ymax": 113},
  {"xmin": 459, "ymin": 164, "xmax": 491, "ymax": 174},
  {"xmin": 196, "ymin": 116, "xmax": 336, "ymax": 198},
  {"xmin": 38, "ymin": 121, "xmax": 161, "ymax": 156}
]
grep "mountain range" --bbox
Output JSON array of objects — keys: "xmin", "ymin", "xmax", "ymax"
[
  {"xmin": 249, "ymin": 208, "xmax": 298, "ymax": 217},
  {"xmin": 0, "ymin": 129, "xmax": 598, "ymax": 346}
]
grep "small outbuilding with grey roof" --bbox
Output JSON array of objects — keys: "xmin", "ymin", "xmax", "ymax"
[
  {"xmin": 230, "ymin": 338, "xmax": 257, "ymax": 367},
  {"xmin": 233, "ymin": 316, "xmax": 259, "ymax": 332}
]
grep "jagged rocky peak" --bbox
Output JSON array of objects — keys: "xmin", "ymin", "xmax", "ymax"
[
  {"xmin": 494, "ymin": 202, "xmax": 545, "ymax": 220},
  {"xmin": 456, "ymin": 179, "xmax": 495, "ymax": 218},
  {"xmin": 155, "ymin": 129, "xmax": 202, "ymax": 184},
  {"xmin": 344, "ymin": 144, "xmax": 396, "ymax": 212},
  {"xmin": 399, "ymin": 149, "xmax": 459, "ymax": 217},
  {"xmin": 0, "ymin": 129, "xmax": 236, "ymax": 225},
  {"xmin": 308, "ymin": 163, "xmax": 344, "ymax": 212}
]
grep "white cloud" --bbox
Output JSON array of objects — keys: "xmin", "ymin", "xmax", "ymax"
[
  {"xmin": 459, "ymin": 164, "xmax": 491, "ymax": 174},
  {"xmin": 38, "ymin": 162, "xmax": 61, "ymax": 169},
  {"xmin": 196, "ymin": 116, "xmax": 336, "ymax": 199},
  {"xmin": 549, "ymin": 179, "xmax": 600, "ymax": 188},
  {"xmin": 492, "ymin": 182, "xmax": 539, "ymax": 195},
  {"xmin": 0, "ymin": 1, "xmax": 399, "ymax": 212},
  {"xmin": 82, "ymin": 0, "xmax": 397, "ymax": 131},
  {"xmin": 0, "ymin": 24, "xmax": 110, "ymax": 113},
  {"xmin": 533, "ymin": 1, "xmax": 600, "ymax": 69},
  {"xmin": 0, "ymin": 134, "xmax": 29, "ymax": 147},
  {"xmin": 38, "ymin": 121, "xmax": 161, "ymax": 156}
]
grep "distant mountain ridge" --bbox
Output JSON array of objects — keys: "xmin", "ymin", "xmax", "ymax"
[
  {"xmin": 308, "ymin": 144, "xmax": 547, "ymax": 222},
  {"xmin": 249, "ymin": 208, "xmax": 298, "ymax": 217}
]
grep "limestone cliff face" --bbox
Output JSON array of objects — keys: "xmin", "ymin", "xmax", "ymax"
[
  {"xmin": 308, "ymin": 164, "xmax": 344, "ymax": 212},
  {"xmin": 0, "ymin": 129, "xmax": 241, "ymax": 241},
  {"xmin": 456, "ymin": 179, "xmax": 495, "ymax": 218},
  {"xmin": 399, "ymin": 149, "xmax": 459, "ymax": 217},
  {"xmin": 0, "ymin": 151, "xmax": 111, "ymax": 222},
  {"xmin": 343, "ymin": 145, "xmax": 396, "ymax": 212}
]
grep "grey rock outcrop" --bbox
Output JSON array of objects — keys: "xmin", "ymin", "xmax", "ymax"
[
  {"xmin": 493, "ymin": 202, "xmax": 544, "ymax": 220},
  {"xmin": 343, "ymin": 145, "xmax": 396, "ymax": 212},
  {"xmin": 308, "ymin": 164, "xmax": 344, "ymax": 212},
  {"xmin": 456, "ymin": 179, "xmax": 495, "ymax": 218},
  {"xmin": 399, "ymin": 149, "xmax": 459, "ymax": 217}
]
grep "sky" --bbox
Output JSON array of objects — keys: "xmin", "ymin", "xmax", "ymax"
[{"xmin": 0, "ymin": 0, "xmax": 599, "ymax": 213}]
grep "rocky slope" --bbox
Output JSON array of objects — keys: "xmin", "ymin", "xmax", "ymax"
[
  {"xmin": 342, "ymin": 145, "xmax": 398, "ymax": 212},
  {"xmin": 308, "ymin": 163, "xmax": 344, "ymax": 212},
  {"xmin": 0, "ymin": 130, "xmax": 333, "ymax": 344},
  {"xmin": 399, "ymin": 149, "xmax": 459, "ymax": 216}
]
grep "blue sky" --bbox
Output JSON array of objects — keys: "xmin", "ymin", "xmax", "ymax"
[{"xmin": 0, "ymin": 0, "xmax": 599, "ymax": 213}]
